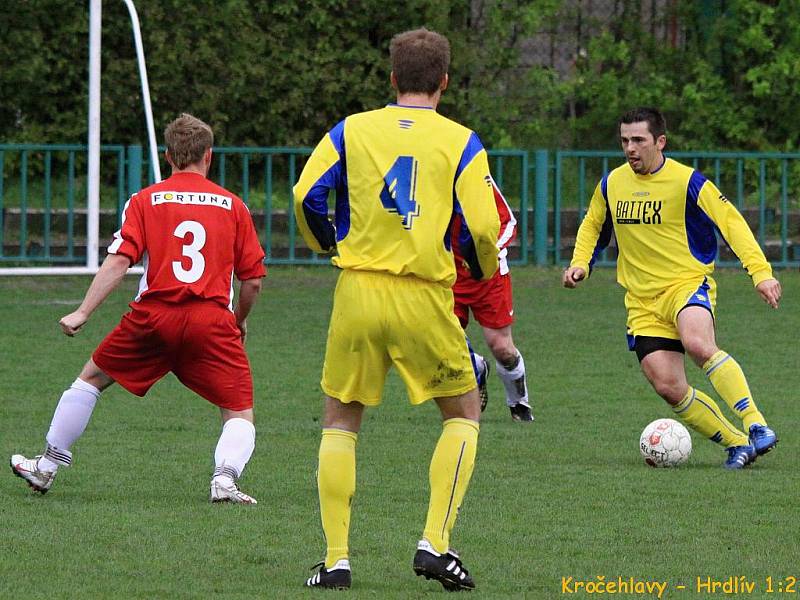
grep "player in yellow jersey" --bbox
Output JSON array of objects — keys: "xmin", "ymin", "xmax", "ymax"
[
  {"xmin": 293, "ymin": 28, "xmax": 499, "ymax": 591},
  {"xmin": 563, "ymin": 107, "xmax": 781, "ymax": 470}
]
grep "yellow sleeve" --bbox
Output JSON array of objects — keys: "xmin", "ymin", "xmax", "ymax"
[
  {"xmin": 697, "ymin": 180, "xmax": 773, "ymax": 286},
  {"xmin": 454, "ymin": 148, "xmax": 500, "ymax": 280},
  {"xmin": 570, "ymin": 180, "xmax": 611, "ymax": 273},
  {"xmin": 292, "ymin": 127, "xmax": 343, "ymax": 253}
]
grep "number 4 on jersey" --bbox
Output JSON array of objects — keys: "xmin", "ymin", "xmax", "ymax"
[{"xmin": 380, "ymin": 156, "xmax": 421, "ymax": 230}]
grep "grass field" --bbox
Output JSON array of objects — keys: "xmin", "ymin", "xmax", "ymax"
[{"xmin": 1, "ymin": 266, "xmax": 798, "ymax": 599}]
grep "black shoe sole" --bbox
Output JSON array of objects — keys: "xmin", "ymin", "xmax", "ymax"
[
  {"xmin": 414, "ymin": 566, "xmax": 474, "ymax": 592},
  {"xmin": 306, "ymin": 583, "xmax": 351, "ymax": 590},
  {"xmin": 754, "ymin": 439, "xmax": 778, "ymax": 456},
  {"xmin": 9, "ymin": 460, "xmax": 49, "ymax": 495}
]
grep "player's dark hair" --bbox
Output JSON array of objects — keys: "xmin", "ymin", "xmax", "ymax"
[
  {"xmin": 389, "ymin": 28, "xmax": 450, "ymax": 95},
  {"xmin": 619, "ymin": 107, "xmax": 666, "ymax": 141},
  {"xmin": 164, "ymin": 113, "xmax": 214, "ymax": 170}
]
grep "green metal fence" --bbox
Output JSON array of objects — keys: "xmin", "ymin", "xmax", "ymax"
[
  {"xmin": 1, "ymin": 144, "xmax": 798, "ymax": 269},
  {"xmin": 0, "ymin": 144, "xmax": 125, "ymax": 264}
]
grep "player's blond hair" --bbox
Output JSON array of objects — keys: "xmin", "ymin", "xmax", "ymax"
[
  {"xmin": 390, "ymin": 28, "xmax": 450, "ymax": 95},
  {"xmin": 164, "ymin": 113, "xmax": 214, "ymax": 170}
]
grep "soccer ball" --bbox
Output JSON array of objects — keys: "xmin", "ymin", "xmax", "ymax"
[{"xmin": 639, "ymin": 418, "xmax": 692, "ymax": 467}]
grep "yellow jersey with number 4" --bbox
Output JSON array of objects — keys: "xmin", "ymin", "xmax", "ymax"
[
  {"xmin": 571, "ymin": 157, "xmax": 773, "ymax": 298},
  {"xmin": 293, "ymin": 104, "xmax": 499, "ymax": 287}
]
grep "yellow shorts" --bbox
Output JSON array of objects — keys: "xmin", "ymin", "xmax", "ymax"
[
  {"xmin": 321, "ymin": 269, "xmax": 476, "ymax": 406},
  {"xmin": 625, "ymin": 276, "xmax": 717, "ymax": 344}
]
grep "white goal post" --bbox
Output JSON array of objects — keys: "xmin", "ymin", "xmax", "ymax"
[{"xmin": 0, "ymin": 0, "xmax": 159, "ymax": 276}]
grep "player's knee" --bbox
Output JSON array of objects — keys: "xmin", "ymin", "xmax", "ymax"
[
  {"xmin": 682, "ymin": 337, "xmax": 717, "ymax": 365},
  {"xmin": 487, "ymin": 337, "xmax": 516, "ymax": 364},
  {"xmin": 650, "ymin": 378, "xmax": 684, "ymax": 405},
  {"xmin": 436, "ymin": 389, "xmax": 481, "ymax": 422}
]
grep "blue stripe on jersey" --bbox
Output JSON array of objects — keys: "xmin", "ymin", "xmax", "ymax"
[
  {"xmin": 600, "ymin": 173, "xmax": 609, "ymax": 202},
  {"xmin": 685, "ymin": 171, "xmax": 718, "ymax": 264},
  {"xmin": 335, "ymin": 180, "xmax": 351, "ymax": 242},
  {"xmin": 452, "ymin": 200, "xmax": 482, "ymax": 279},
  {"xmin": 454, "ymin": 132, "xmax": 484, "ymax": 182},
  {"xmin": 589, "ymin": 175, "xmax": 613, "ymax": 270},
  {"xmin": 334, "ymin": 126, "xmax": 350, "ymax": 242},
  {"xmin": 303, "ymin": 162, "xmax": 340, "ymax": 215},
  {"xmin": 328, "ymin": 119, "xmax": 346, "ymax": 156}
]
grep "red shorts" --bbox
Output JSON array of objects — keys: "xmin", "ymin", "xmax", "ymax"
[
  {"xmin": 453, "ymin": 272, "xmax": 515, "ymax": 330},
  {"xmin": 93, "ymin": 299, "xmax": 254, "ymax": 411}
]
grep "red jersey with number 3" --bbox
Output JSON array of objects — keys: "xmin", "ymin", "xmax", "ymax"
[{"xmin": 108, "ymin": 171, "xmax": 266, "ymax": 308}]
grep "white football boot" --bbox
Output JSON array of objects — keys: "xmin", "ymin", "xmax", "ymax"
[
  {"xmin": 10, "ymin": 454, "xmax": 57, "ymax": 494},
  {"xmin": 210, "ymin": 465, "xmax": 257, "ymax": 504}
]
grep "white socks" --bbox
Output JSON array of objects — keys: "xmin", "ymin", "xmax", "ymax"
[
  {"xmin": 213, "ymin": 418, "xmax": 256, "ymax": 479},
  {"xmin": 496, "ymin": 352, "xmax": 529, "ymax": 407},
  {"xmin": 41, "ymin": 378, "xmax": 101, "ymax": 472}
]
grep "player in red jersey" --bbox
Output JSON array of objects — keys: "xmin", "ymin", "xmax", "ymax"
[
  {"xmin": 10, "ymin": 114, "xmax": 266, "ymax": 502},
  {"xmin": 452, "ymin": 179, "xmax": 532, "ymax": 421}
]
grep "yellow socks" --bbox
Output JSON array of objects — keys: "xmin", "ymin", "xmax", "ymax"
[
  {"xmin": 423, "ymin": 418, "xmax": 479, "ymax": 554},
  {"xmin": 672, "ymin": 387, "xmax": 749, "ymax": 447},
  {"xmin": 318, "ymin": 428, "xmax": 357, "ymax": 568},
  {"xmin": 703, "ymin": 350, "xmax": 766, "ymax": 432}
]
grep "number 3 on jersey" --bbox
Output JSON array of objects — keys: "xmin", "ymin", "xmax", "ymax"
[
  {"xmin": 172, "ymin": 220, "xmax": 206, "ymax": 283},
  {"xmin": 380, "ymin": 156, "xmax": 421, "ymax": 229}
]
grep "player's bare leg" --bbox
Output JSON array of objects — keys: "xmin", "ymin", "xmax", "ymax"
[
  {"xmin": 306, "ymin": 396, "xmax": 363, "ymax": 589},
  {"xmin": 482, "ymin": 325, "xmax": 531, "ymax": 421},
  {"xmin": 415, "ymin": 389, "xmax": 480, "ymax": 591},
  {"xmin": 640, "ymin": 349, "xmax": 753, "ymax": 468},
  {"xmin": 11, "ymin": 359, "xmax": 112, "ymax": 493},
  {"xmin": 210, "ymin": 407, "xmax": 257, "ymax": 504}
]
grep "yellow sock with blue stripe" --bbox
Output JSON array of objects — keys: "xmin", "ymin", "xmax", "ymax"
[
  {"xmin": 672, "ymin": 387, "xmax": 749, "ymax": 447},
  {"xmin": 703, "ymin": 350, "xmax": 766, "ymax": 432},
  {"xmin": 318, "ymin": 428, "xmax": 357, "ymax": 568},
  {"xmin": 423, "ymin": 418, "xmax": 479, "ymax": 554}
]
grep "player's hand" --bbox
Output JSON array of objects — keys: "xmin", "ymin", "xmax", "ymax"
[
  {"xmin": 562, "ymin": 266, "xmax": 586, "ymax": 288},
  {"xmin": 237, "ymin": 319, "xmax": 248, "ymax": 343},
  {"xmin": 756, "ymin": 278, "xmax": 781, "ymax": 309},
  {"xmin": 59, "ymin": 311, "xmax": 88, "ymax": 336}
]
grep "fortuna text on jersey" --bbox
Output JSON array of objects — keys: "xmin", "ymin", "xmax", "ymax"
[{"xmin": 152, "ymin": 191, "xmax": 232, "ymax": 210}]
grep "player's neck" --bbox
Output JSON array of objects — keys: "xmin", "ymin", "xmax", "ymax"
[
  {"xmin": 171, "ymin": 164, "xmax": 208, "ymax": 177},
  {"xmin": 395, "ymin": 91, "xmax": 440, "ymax": 110}
]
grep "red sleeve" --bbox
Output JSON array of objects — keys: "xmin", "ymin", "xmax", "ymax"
[
  {"xmin": 493, "ymin": 181, "xmax": 517, "ymax": 250},
  {"xmin": 234, "ymin": 201, "xmax": 266, "ymax": 280},
  {"xmin": 107, "ymin": 193, "xmax": 145, "ymax": 264}
]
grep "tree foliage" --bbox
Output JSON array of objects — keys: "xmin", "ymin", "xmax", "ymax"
[{"xmin": 1, "ymin": 0, "xmax": 797, "ymax": 150}]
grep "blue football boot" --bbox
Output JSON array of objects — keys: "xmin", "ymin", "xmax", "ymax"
[
  {"xmin": 749, "ymin": 423, "xmax": 778, "ymax": 456},
  {"xmin": 724, "ymin": 445, "xmax": 756, "ymax": 469}
]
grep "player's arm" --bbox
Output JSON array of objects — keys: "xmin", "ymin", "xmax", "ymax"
[
  {"xmin": 696, "ymin": 179, "xmax": 781, "ymax": 308},
  {"xmin": 564, "ymin": 179, "xmax": 612, "ymax": 288},
  {"xmin": 233, "ymin": 201, "xmax": 267, "ymax": 340},
  {"xmin": 454, "ymin": 133, "xmax": 500, "ymax": 280},
  {"xmin": 234, "ymin": 278, "xmax": 262, "ymax": 342},
  {"xmin": 292, "ymin": 121, "xmax": 345, "ymax": 253},
  {"xmin": 60, "ymin": 253, "xmax": 132, "ymax": 336},
  {"xmin": 60, "ymin": 194, "xmax": 145, "ymax": 336}
]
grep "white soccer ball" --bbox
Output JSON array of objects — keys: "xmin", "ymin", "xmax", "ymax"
[{"xmin": 639, "ymin": 418, "xmax": 692, "ymax": 467}]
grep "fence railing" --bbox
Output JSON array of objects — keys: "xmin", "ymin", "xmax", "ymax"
[{"xmin": 1, "ymin": 144, "xmax": 798, "ymax": 270}]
